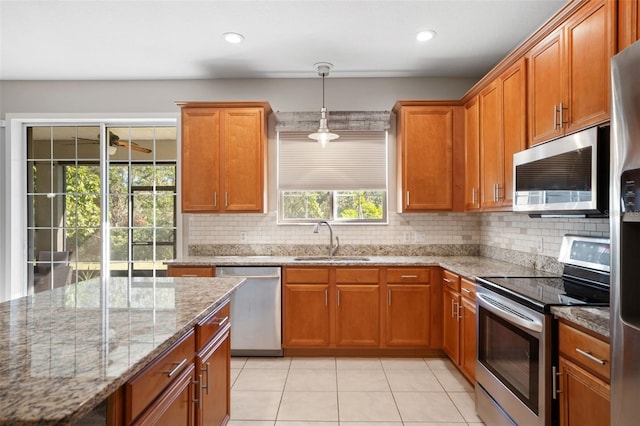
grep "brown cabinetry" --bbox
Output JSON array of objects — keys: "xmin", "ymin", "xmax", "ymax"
[
  {"xmin": 116, "ymin": 299, "xmax": 232, "ymax": 426},
  {"xmin": 479, "ymin": 58, "xmax": 526, "ymax": 209},
  {"xmin": 618, "ymin": 0, "xmax": 640, "ymax": 51},
  {"xmin": 527, "ymin": 0, "xmax": 615, "ymax": 145},
  {"xmin": 283, "ymin": 266, "xmax": 440, "ymax": 353},
  {"xmin": 557, "ymin": 320, "xmax": 610, "ymax": 426},
  {"xmin": 178, "ymin": 102, "xmax": 271, "ymax": 213},
  {"xmin": 464, "ymin": 96, "xmax": 480, "ymax": 211},
  {"xmin": 393, "ymin": 102, "xmax": 463, "ymax": 212},
  {"xmin": 385, "ymin": 268, "xmax": 437, "ymax": 348},
  {"xmin": 442, "ymin": 270, "xmax": 476, "ymax": 383},
  {"xmin": 167, "ymin": 265, "xmax": 215, "ymax": 277}
]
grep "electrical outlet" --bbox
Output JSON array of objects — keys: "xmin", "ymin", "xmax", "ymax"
[{"xmin": 240, "ymin": 231, "xmax": 248, "ymax": 242}]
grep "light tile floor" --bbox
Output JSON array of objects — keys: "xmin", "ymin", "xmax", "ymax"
[{"xmin": 228, "ymin": 357, "xmax": 485, "ymax": 426}]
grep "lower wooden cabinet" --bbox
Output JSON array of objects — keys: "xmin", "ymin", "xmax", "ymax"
[
  {"xmin": 557, "ymin": 319, "xmax": 610, "ymax": 426},
  {"xmin": 167, "ymin": 265, "xmax": 215, "ymax": 277},
  {"xmin": 197, "ymin": 328, "xmax": 231, "ymax": 426},
  {"xmin": 283, "ymin": 266, "xmax": 440, "ymax": 353},
  {"xmin": 442, "ymin": 270, "xmax": 461, "ymax": 363}
]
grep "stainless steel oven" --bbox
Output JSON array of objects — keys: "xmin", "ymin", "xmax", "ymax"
[
  {"xmin": 476, "ymin": 235, "xmax": 610, "ymax": 426},
  {"xmin": 476, "ymin": 284, "xmax": 551, "ymax": 426}
]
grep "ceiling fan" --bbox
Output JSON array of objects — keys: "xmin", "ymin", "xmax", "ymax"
[{"xmin": 69, "ymin": 131, "xmax": 153, "ymax": 154}]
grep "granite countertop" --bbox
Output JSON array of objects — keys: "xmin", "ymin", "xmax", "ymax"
[
  {"xmin": 0, "ymin": 276, "xmax": 245, "ymax": 425},
  {"xmin": 551, "ymin": 306, "xmax": 610, "ymax": 339},
  {"xmin": 168, "ymin": 254, "xmax": 557, "ymax": 280}
]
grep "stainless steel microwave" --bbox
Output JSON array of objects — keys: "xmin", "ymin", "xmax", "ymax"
[{"xmin": 513, "ymin": 126, "xmax": 609, "ymax": 217}]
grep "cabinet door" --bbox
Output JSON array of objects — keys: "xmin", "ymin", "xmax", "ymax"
[
  {"xmin": 399, "ymin": 107, "xmax": 454, "ymax": 211},
  {"xmin": 618, "ymin": 0, "xmax": 640, "ymax": 51},
  {"xmin": 222, "ymin": 108, "xmax": 265, "ymax": 212},
  {"xmin": 501, "ymin": 58, "xmax": 527, "ymax": 206},
  {"xmin": 181, "ymin": 108, "xmax": 221, "ymax": 212},
  {"xmin": 464, "ymin": 96, "xmax": 480, "ymax": 210},
  {"xmin": 133, "ymin": 364, "xmax": 196, "ymax": 426},
  {"xmin": 479, "ymin": 81, "xmax": 502, "ymax": 209},
  {"xmin": 442, "ymin": 287, "xmax": 460, "ymax": 363},
  {"xmin": 167, "ymin": 266, "xmax": 215, "ymax": 278},
  {"xmin": 528, "ymin": 28, "xmax": 564, "ymax": 145},
  {"xmin": 460, "ymin": 296, "xmax": 476, "ymax": 382},
  {"xmin": 386, "ymin": 284, "xmax": 431, "ymax": 347},
  {"xmin": 559, "ymin": 356, "xmax": 610, "ymax": 426},
  {"xmin": 283, "ymin": 284, "xmax": 330, "ymax": 347},
  {"xmin": 335, "ymin": 284, "xmax": 380, "ymax": 347},
  {"xmin": 197, "ymin": 328, "xmax": 230, "ymax": 426},
  {"xmin": 565, "ymin": 0, "xmax": 614, "ymax": 134}
]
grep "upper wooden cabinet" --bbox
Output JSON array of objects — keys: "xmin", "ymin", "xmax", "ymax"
[
  {"xmin": 393, "ymin": 102, "xmax": 464, "ymax": 212},
  {"xmin": 178, "ymin": 102, "xmax": 272, "ymax": 213},
  {"xmin": 479, "ymin": 58, "xmax": 526, "ymax": 210},
  {"xmin": 527, "ymin": 0, "xmax": 615, "ymax": 145},
  {"xmin": 464, "ymin": 96, "xmax": 480, "ymax": 211},
  {"xmin": 618, "ymin": 0, "xmax": 640, "ymax": 51}
]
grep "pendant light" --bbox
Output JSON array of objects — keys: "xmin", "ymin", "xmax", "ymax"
[{"xmin": 308, "ymin": 62, "xmax": 339, "ymax": 147}]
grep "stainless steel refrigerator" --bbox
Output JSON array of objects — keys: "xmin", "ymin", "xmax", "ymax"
[{"xmin": 611, "ymin": 39, "xmax": 640, "ymax": 425}]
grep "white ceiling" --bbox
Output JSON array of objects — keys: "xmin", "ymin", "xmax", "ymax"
[{"xmin": 0, "ymin": 0, "xmax": 569, "ymax": 81}]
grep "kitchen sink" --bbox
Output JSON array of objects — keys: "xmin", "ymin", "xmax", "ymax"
[{"xmin": 292, "ymin": 256, "xmax": 370, "ymax": 262}]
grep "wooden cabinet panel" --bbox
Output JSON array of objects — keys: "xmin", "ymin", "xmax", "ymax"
[
  {"xmin": 559, "ymin": 356, "xmax": 610, "ymax": 426},
  {"xmin": 618, "ymin": 0, "xmax": 640, "ymax": 51},
  {"xmin": 460, "ymin": 295, "xmax": 476, "ymax": 382},
  {"xmin": 528, "ymin": 0, "xmax": 613, "ymax": 146},
  {"xmin": 222, "ymin": 109, "xmax": 266, "ymax": 212},
  {"xmin": 181, "ymin": 108, "xmax": 221, "ymax": 213},
  {"xmin": 558, "ymin": 320, "xmax": 610, "ymax": 381},
  {"xmin": 564, "ymin": 0, "xmax": 614, "ymax": 134},
  {"xmin": 283, "ymin": 283, "xmax": 330, "ymax": 347},
  {"xmin": 167, "ymin": 265, "xmax": 215, "ymax": 278},
  {"xmin": 443, "ymin": 286, "xmax": 461, "ymax": 364},
  {"xmin": 464, "ymin": 96, "xmax": 480, "ymax": 210},
  {"xmin": 501, "ymin": 58, "xmax": 527, "ymax": 206},
  {"xmin": 528, "ymin": 28, "xmax": 564, "ymax": 145},
  {"xmin": 386, "ymin": 284, "xmax": 431, "ymax": 347},
  {"xmin": 335, "ymin": 284, "xmax": 380, "ymax": 347},
  {"xmin": 132, "ymin": 363, "xmax": 195, "ymax": 426},
  {"xmin": 197, "ymin": 328, "xmax": 231, "ymax": 426},
  {"xmin": 480, "ymin": 80, "xmax": 502, "ymax": 209},
  {"xmin": 179, "ymin": 102, "xmax": 270, "ymax": 213},
  {"xmin": 386, "ymin": 268, "xmax": 431, "ymax": 283},
  {"xmin": 396, "ymin": 105, "xmax": 454, "ymax": 211},
  {"xmin": 195, "ymin": 300, "xmax": 230, "ymax": 352}
]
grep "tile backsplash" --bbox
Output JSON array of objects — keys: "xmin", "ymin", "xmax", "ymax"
[{"xmin": 185, "ymin": 211, "xmax": 609, "ymax": 273}]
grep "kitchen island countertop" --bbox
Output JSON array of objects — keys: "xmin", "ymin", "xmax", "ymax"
[{"xmin": 0, "ymin": 276, "xmax": 245, "ymax": 425}]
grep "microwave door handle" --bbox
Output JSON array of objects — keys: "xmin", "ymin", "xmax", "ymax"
[{"xmin": 477, "ymin": 293, "xmax": 543, "ymax": 333}]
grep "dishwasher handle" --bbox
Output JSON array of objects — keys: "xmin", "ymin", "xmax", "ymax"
[{"xmin": 217, "ymin": 274, "xmax": 281, "ymax": 279}]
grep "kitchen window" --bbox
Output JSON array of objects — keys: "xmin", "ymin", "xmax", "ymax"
[{"xmin": 277, "ymin": 130, "xmax": 388, "ymax": 223}]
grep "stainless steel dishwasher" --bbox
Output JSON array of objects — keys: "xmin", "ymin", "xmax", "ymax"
[{"xmin": 215, "ymin": 266, "xmax": 282, "ymax": 356}]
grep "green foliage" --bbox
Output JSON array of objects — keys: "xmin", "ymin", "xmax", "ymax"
[{"xmin": 282, "ymin": 190, "xmax": 385, "ymax": 221}]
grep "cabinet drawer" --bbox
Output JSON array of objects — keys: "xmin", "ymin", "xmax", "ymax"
[
  {"xmin": 559, "ymin": 320, "xmax": 610, "ymax": 381},
  {"xmin": 126, "ymin": 330, "xmax": 196, "ymax": 423},
  {"xmin": 336, "ymin": 268, "xmax": 380, "ymax": 284},
  {"xmin": 442, "ymin": 270, "xmax": 461, "ymax": 292},
  {"xmin": 167, "ymin": 265, "xmax": 215, "ymax": 277},
  {"xmin": 195, "ymin": 299, "xmax": 230, "ymax": 352},
  {"xmin": 285, "ymin": 268, "xmax": 329, "ymax": 283},
  {"xmin": 386, "ymin": 268, "xmax": 431, "ymax": 283},
  {"xmin": 460, "ymin": 278, "xmax": 476, "ymax": 301}
]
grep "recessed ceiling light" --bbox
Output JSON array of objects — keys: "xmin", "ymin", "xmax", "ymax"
[
  {"xmin": 416, "ymin": 30, "xmax": 437, "ymax": 42},
  {"xmin": 223, "ymin": 32, "xmax": 245, "ymax": 44}
]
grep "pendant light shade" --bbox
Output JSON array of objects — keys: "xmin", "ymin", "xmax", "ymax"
[{"xmin": 308, "ymin": 62, "xmax": 339, "ymax": 147}]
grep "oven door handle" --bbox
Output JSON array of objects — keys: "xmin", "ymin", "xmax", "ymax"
[{"xmin": 477, "ymin": 293, "xmax": 544, "ymax": 333}]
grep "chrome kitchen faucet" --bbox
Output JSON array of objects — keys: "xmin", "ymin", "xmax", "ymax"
[{"xmin": 313, "ymin": 221, "xmax": 339, "ymax": 256}]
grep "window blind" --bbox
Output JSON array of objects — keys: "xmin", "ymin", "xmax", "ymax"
[{"xmin": 278, "ymin": 131, "xmax": 387, "ymax": 191}]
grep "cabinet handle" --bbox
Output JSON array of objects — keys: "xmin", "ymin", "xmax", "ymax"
[
  {"xmin": 181, "ymin": 274, "xmax": 198, "ymax": 277},
  {"xmin": 450, "ymin": 299, "xmax": 456, "ymax": 318},
  {"xmin": 462, "ymin": 288, "xmax": 472, "ymax": 294},
  {"xmin": 443, "ymin": 278, "xmax": 452, "ymax": 283},
  {"xmin": 552, "ymin": 366, "xmax": 562, "ymax": 399},
  {"xmin": 214, "ymin": 192, "xmax": 217, "ymax": 208},
  {"xmin": 225, "ymin": 192, "xmax": 228, "ymax": 207},
  {"xmin": 472, "ymin": 187, "xmax": 477, "ymax": 205},
  {"xmin": 406, "ymin": 191, "xmax": 410, "ymax": 206},
  {"xmin": 401, "ymin": 275, "xmax": 418, "ymax": 279},
  {"xmin": 337, "ymin": 289, "xmax": 341, "ymax": 306},
  {"xmin": 163, "ymin": 358, "xmax": 187, "ymax": 377},
  {"xmin": 553, "ymin": 104, "xmax": 558, "ymax": 129},
  {"xmin": 388, "ymin": 289, "xmax": 392, "ymax": 306},
  {"xmin": 575, "ymin": 348, "xmax": 606, "ymax": 365},
  {"xmin": 324, "ymin": 289, "xmax": 328, "ymax": 306},
  {"xmin": 201, "ymin": 362, "xmax": 210, "ymax": 395},
  {"xmin": 193, "ymin": 374, "xmax": 203, "ymax": 404},
  {"xmin": 214, "ymin": 316, "xmax": 229, "ymax": 327},
  {"xmin": 559, "ymin": 102, "xmax": 568, "ymax": 127},
  {"xmin": 457, "ymin": 303, "xmax": 463, "ymax": 320}
]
